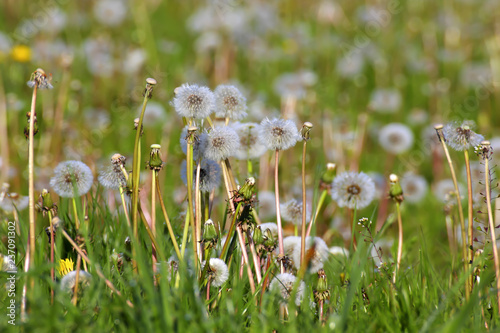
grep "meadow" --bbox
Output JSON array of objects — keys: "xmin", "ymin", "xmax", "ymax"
[{"xmin": 1, "ymin": 0, "xmax": 500, "ymax": 331}]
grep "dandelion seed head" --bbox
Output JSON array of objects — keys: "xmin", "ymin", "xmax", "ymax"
[
  {"xmin": 0, "ymin": 192, "xmax": 29, "ymax": 212},
  {"xmin": 292, "ymin": 237, "xmax": 330, "ymax": 273},
  {"xmin": 329, "ymin": 246, "xmax": 349, "ymax": 257},
  {"xmin": 433, "ymin": 179, "xmax": 465, "ymax": 203},
  {"xmin": 181, "ymin": 159, "xmax": 221, "ymax": 192},
  {"xmin": 368, "ymin": 88, "xmax": 402, "ymax": 113},
  {"xmin": 231, "ymin": 122, "xmax": 267, "ymax": 160},
  {"xmin": 331, "ymin": 171, "xmax": 375, "ymax": 209},
  {"xmin": 50, "ymin": 161, "xmax": 93, "ymax": 198},
  {"xmin": 258, "ymin": 191, "xmax": 276, "ymax": 218},
  {"xmin": 60, "ymin": 270, "xmax": 92, "ymax": 293},
  {"xmin": 203, "ymin": 258, "xmax": 229, "ymax": 287},
  {"xmin": 172, "ymin": 83, "xmax": 215, "ymax": 119},
  {"xmin": 93, "ymin": 0, "xmax": 128, "ymax": 26},
  {"xmin": 214, "ymin": 85, "xmax": 247, "ymax": 120},
  {"xmin": 378, "ymin": 123, "xmax": 414, "ymax": 154},
  {"xmin": 259, "ymin": 118, "xmax": 300, "ymax": 151},
  {"xmin": 443, "ymin": 121, "xmax": 484, "ymax": 151},
  {"xmin": 269, "ymin": 273, "xmax": 305, "ymax": 306},
  {"xmin": 280, "ymin": 199, "xmax": 311, "ymax": 226},
  {"xmin": 204, "ymin": 126, "xmax": 240, "ymax": 161},
  {"xmin": 400, "ymin": 173, "xmax": 428, "ymax": 204}
]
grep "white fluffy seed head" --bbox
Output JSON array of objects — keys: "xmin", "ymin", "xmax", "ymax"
[
  {"xmin": 50, "ymin": 161, "xmax": 94, "ymax": 198},
  {"xmin": 443, "ymin": 121, "xmax": 484, "ymax": 151},
  {"xmin": 378, "ymin": 123, "xmax": 414, "ymax": 154},
  {"xmin": 269, "ymin": 273, "xmax": 305, "ymax": 306},
  {"xmin": 181, "ymin": 159, "xmax": 221, "ymax": 192},
  {"xmin": 204, "ymin": 126, "xmax": 240, "ymax": 161},
  {"xmin": 214, "ymin": 84, "xmax": 247, "ymax": 120},
  {"xmin": 60, "ymin": 270, "xmax": 92, "ymax": 293},
  {"xmin": 280, "ymin": 199, "xmax": 311, "ymax": 226},
  {"xmin": 400, "ymin": 173, "xmax": 428, "ymax": 204},
  {"xmin": 0, "ymin": 193, "xmax": 29, "ymax": 212},
  {"xmin": 331, "ymin": 171, "xmax": 376, "ymax": 209},
  {"xmin": 292, "ymin": 237, "xmax": 330, "ymax": 273},
  {"xmin": 204, "ymin": 258, "xmax": 229, "ymax": 287},
  {"xmin": 172, "ymin": 83, "xmax": 215, "ymax": 119},
  {"xmin": 259, "ymin": 118, "xmax": 300, "ymax": 151},
  {"xmin": 231, "ymin": 122, "xmax": 267, "ymax": 160}
]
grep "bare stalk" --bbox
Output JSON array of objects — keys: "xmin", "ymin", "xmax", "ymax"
[
  {"xmin": 464, "ymin": 149, "xmax": 475, "ymax": 291},
  {"xmin": 274, "ymin": 149, "xmax": 285, "ymax": 274},
  {"xmin": 435, "ymin": 125, "xmax": 469, "ymax": 299},
  {"xmin": 480, "ymin": 141, "xmax": 500, "ymax": 314}
]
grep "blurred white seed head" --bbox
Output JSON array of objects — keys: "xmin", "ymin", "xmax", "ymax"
[
  {"xmin": 181, "ymin": 159, "xmax": 221, "ymax": 192},
  {"xmin": 257, "ymin": 191, "xmax": 276, "ymax": 218},
  {"xmin": 329, "ymin": 246, "xmax": 349, "ymax": 257},
  {"xmin": 378, "ymin": 123, "xmax": 414, "ymax": 154},
  {"xmin": 433, "ymin": 179, "xmax": 465, "ymax": 203},
  {"xmin": 231, "ymin": 122, "xmax": 267, "ymax": 160},
  {"xmin": 259, "ymin": 118, "xmax": 300, "ymax": 151},
  {"xmin": 292, "ymin": 237, "xmax": 330, "ymax": 273},
  {"xmin": 93, "ymin": 0, "xmax": 128, "ymax": 26},
  {"xmin": 368, "ymin": 88, "xmax": 402, "ymax": 113},
  {"xmin": 331, "ymin": 171, "xmax": 376, "ymax": 209},
  {"xmin": 269, "ymin": 273, "xmax": 305, "ymax": 306},
  {"xmin": 280, "ymin": 199, "xmax": 311, "ymax": 226},
  {"xmin": 400, "ymin": 173, "xmax": 428, "ymax": 204},
  {"xmin": 214, "ymin": 84, "xmax": 247, "ymax": 120},
  {"xmin": 0, "ymin": 192, "xmax": 29, "ymax": 212},
  {"xmin": 50, "ymin": 161, "xmax": 94, "ymax": 198},
  {"xmin": 204, "ymin": 126, "xmax": 240, "ymax": 161},
  {"xmin": 172, "ymin": 83, "xmax": 215, "ymax": 119},
  {"xmin": 60, "ymin": 270, "xmax": 92, "ymax": 293}
]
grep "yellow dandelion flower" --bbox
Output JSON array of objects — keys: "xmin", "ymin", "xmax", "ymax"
[
  {"xmin": 10, "ymin": 45, "xmax": 31, "ymax": 63},
  {"xmin": 58, "ymin": 258, "xmax": 74, "ymax": 277}
]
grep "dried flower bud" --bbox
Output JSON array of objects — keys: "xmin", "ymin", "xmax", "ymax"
[{"xmin": 301, "ymin": 122, "xmax": 313, "ymax": 141}]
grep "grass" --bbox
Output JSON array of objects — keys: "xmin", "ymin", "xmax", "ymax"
[{"xmin": 1, "ymin": 0, "xmax": 500, "ymax": 332}]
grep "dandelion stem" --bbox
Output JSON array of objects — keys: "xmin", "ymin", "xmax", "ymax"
[
  {"xmin": 119, "ymin": 187, "xmax": 131, "ymax": 227},
  {"xmin": 186, "ymin": 139, "xmax": 199, "ymax": 271},
  {"xmin": 195, "ymin": 161, "xmax": 203, "ymax": 264},
  {"xmin": 306, "ymin": 190, "xmax": 328, "ymax": 238},
  {"xmin": 394, "ymin": 202, "xmax": 403, "ymax": 283},
  {"xmin": 436, "ymin": 125, "xmax": 469, "ymax": 300},
  {"xmin": 155, "ymin": 176, "xmax": 182, "ymax": 260},
  {"xmin": 220, "ymin": 202, "xmax": 242, "ymax": 261},
  {"xmin": 72, "ymin": 254, "xmax": 82, "ymax": 306},
  {"xmin": 245, "ymin": 229, "xmax": 262, "ymax": 283},
  {"xmin": 464, "ymin": 149, "xmax": 475, "ymax": 291},
  {"xmin": 482, "ymin": 142, "xmax": 500, "ymax": 314},
  {"xmin": 49, "ymin": 212, "xmax": 55, "ymax": 305},
  {"xmin": 72, "ymin": 197, "xmax": 80, "ymax": 230},
  {"xmin": 131, "ymin": 79, "xmax": 155, "ymax": 257},
  {"xmin": 274, "ymin": 149, "xmax": 285, "ymax": 274},
  {"xmin": 236, "ymin": 226, "xmax": 256, "ymax": 293},
  {"xmin": 28, "ymin": 83, "xmax": 38, "ymax": 277},
  {"xmin": 151, "ymin": 170, "xmax": 157, "ymax": 275},
  {"xmin": 300, "ymin": 139, "xmax": 308, "ymax": 268}
]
